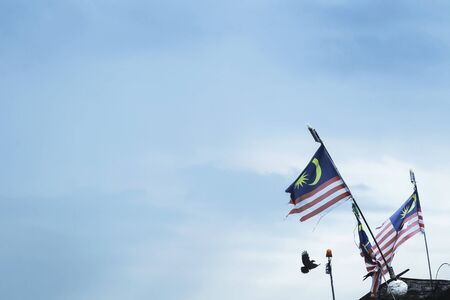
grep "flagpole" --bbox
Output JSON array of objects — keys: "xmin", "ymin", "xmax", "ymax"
[
  {"xmin": 410, "ymin": 170, "xmax": 433, "ymax": 289},
  {"xmin": 307, "ymin": 125, "xmax": 396, "ymax": 280},
  {"xmin": 326, "ymin": 249, "xmax": 336, "ymax": 300}
]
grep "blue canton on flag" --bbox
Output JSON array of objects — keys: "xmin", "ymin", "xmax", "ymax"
[
  {"xmin": 358, "ymin": 219, "xmax": 377, "ymax": 268},
  {"xmin": 286, "ymin": 145, "xmax": 351, "ymax": 222},
  {"xmin": 356, "ymin": 217, "xmax": 382, "ymax": 295}
]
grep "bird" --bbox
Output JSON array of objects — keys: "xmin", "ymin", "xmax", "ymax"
[{"xmin": 301, "ymin": 251, "xmax": 319, "ymax": 273}]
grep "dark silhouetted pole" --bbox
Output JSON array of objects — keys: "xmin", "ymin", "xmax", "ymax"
[
  {"xmin": 325, "ymin": 249, "xmax": 336, "ymax": 300},
  {"xmin": 307, "ymin": 125, "xmax": 396, "ymax": 280},
  {"xmin": 410, "ymin": 170, "xmax": 433, "ymax": 288}
]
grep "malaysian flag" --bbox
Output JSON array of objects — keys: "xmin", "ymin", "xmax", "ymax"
[
  {"xmin": 357, "ymin": 218, "xmax": 378, "ymax": 276},
  {"xmin": 285, "ymin": 145, "xmax": 351, "ymax": 222},
  {"xmin": 371, "ymin": 191, "xmax": 425, "ymax": 275},
  {"xmin": 354, "ymin": 212, "xmax": 382, "ymax": 296}
]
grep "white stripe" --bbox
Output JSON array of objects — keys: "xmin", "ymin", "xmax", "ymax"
[
  {"xmin": 403, "ymin": 215, "xmax": 420, "ymax": 228},
  {"xmin": 375, "ymin": 222, "xmax": 393, "ymax": 239},
  {"xmin": 299, "ymin": 195, "xmax": 351, "ymax": 222},
  {"xmin": 393, "ymin": 224, "xmax": 421, "ymax": 250},
  {"xmin": 375, "ymin": 222, "xmax": 394, "ymax": 241},
  {"xmin": 372, "ymin": 222, "xmax": 396, "ymax": 271},
  {"xmin": 377, "ymin": 229, "xmax": 397, "ymax": 251},
  {"xmin": 295, "ymin": 187, "xmax": 349, "ymax": 218},
  {"xmin": 381, "ymin": 251, "xmax": 394, "ymax": 265},
  {"xmin": 306, "ymin": 194, "xmax": 351, "ymax": 220},
  {"xmin": 292, "ymin": 186, "xmax": 349, "ymax": 214},
  {"xmin": 372, "ymin": 223, "xmax": 396, "ymax": 256},
  {"xmin": 376, "ymin": 250, "xmax": 394, "ymax": 268},
  {"xmin": 292, "ymin": 179, "xmax": 345, "ymax": 208},
  {"xmin": 376, "ymin": 219, "xmax": 390, "ymax": 230},
  {"xmin": 373, "ymin": 214, "xmax": 419, "ymax": 255},
  {"xmin": 373, "ymin": 217, "xmax": 422, "ymax": 271},
  {"xmin": 374, "ymin": 240, "xmax": 395, "ymax": 263}
]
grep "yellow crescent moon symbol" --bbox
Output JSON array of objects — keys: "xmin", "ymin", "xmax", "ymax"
[
  {"xmin": 401, "ymin": 194, "xmax": 417, "ymax": 218},
  {"xmin": 410, "ymin": 194, "xmax": 417, "ymax": 212},
  {"xmin": 308, "ymin": 158, "xmax": 322, "ymax": 186}
]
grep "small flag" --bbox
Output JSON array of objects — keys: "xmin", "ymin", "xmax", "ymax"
[
  {"xmin": 357, "ymin": 218, "xmax": 378, "ymax": 276},
  {"xmin": 370, "ymin": 270, "xmax": 382, "ymax": 298},
  {"xmin": 353, "ymin": 205, "xmax": 382, "ymax": 295},
  {"xmin": 286, "ymin": 145, "xmax": 351, "ymax": 222},
  {"xmin": 371, "ymin": 191, "xmax": 425, "ymax": 274}
]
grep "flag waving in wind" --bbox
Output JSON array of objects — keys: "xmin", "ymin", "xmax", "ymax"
[
  {"xmin": 286, "ymin": 145, "xmax": 351, "ymax": 222},
  {"xmin": 353, "ymin": 205, "xmax": 382, "ymax": 296},
  {"xmin": 357, "ymin": 218, "xmax": 378, "ymax": 277},
  {"xmin": 371, "ymin": 191, "xmax": 425, "ymax": 275}
]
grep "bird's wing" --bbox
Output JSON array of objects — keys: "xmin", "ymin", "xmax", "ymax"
[{"xmin": 301, "ymin": 251, "xmax": 311, "ymax": 267}]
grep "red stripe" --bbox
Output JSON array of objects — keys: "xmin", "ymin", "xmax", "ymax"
[
  {"xmin": 373, "ymin": 213, "xmax": 420, "ymax": 255},
  {"xmin": 376, "ymin": 227, "xmax": 396, "ymax": 245},
  {"xmin": 288, "ymin": 184, "xmax": 347, "ymax": 215},
  {"xmin": 379, "ymin": 235, "xmax": 396, "ymax": 254},
  {"xmin": 290, "ymin": 176, "xmax": 341, "ymax": 205},
  {"xmin": 393, "ymin": 231, "xmax": 420, "ymax": 252},
  {"xmin": 373, "ymin": 231, "xmax": 397, "ymax": 256},
  {"xmin": 375, "ymin": 226, "xmax": 422, "ymax": 271},
  {"xmin": 375, "ymin": 222, "xmax": 392, "ymax": 240},
  {"xmin": 403, "ymin": 213, "xmax": 418, "ymax": 224},
  {"xmin": 371, "ymin": 271, "xmax": 381, "ymax": 294},
  {"xmin": 418, "ymin": 211, "xmax": 425, "ymax": 229},
  {"xmin": 398, "ymin": 215, "xmax": 421, "ymax": 233},
  {"xmin": 375, "ymin": 247, "xmax": 394, "ymax": 264},
  {"xmin": 300, "ymin": 191, "xmax": 351, "ymax": 222},
  {"xmin": 375, "ymin": 249, "xmax": 394, "ymax": 270},
  {"xmin": 375, "ymin": 236, "xmax": 397, "ymax": 259},
  {"xmin": 376, "ymin": 249, "xmax": 395, "ymax": 270},
  {"xmin": 393, "ymin": 228, "xmax": 421, "ymax": 251}
]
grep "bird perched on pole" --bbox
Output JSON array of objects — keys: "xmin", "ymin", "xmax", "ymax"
[{"xmin": 301, "ymin": 251, "xmax": 319, "ymax": 273}]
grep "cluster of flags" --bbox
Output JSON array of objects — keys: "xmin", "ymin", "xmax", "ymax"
[
  {"xmin": 356, "ymin": 191, "xmax": 425, "ymax": 294},
  {"xmin": 354, "ymin": 213, "xmax": 382, "ymax": 295},
  {"xmin": 285, "ymin": 129, "xmax": 428, "ymax": 297},
  {"xmin": 372, "ymin": 191, "xmax": 425, "ymax": 274}
]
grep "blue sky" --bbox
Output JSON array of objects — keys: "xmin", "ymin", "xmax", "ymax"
[{"xmin": 1, "ymin": 1, "xmax": 450, "ymax": 299}]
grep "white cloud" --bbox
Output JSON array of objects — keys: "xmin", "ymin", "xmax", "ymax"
[
  {"xmin": 180, "ymin": 213, "xmax": 450, "ymax": 300},
  {"xmin": 198, "ymin": 137, "xmax": 450, "ymax": 214},
  {"xmin": 172, "ymin": 137, "xmax": 450, "ymax": 299}
]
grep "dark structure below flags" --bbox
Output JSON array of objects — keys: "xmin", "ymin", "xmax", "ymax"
[{"xmin": 359, "ymin": 277, "xmax": 450, "ymax": 300}]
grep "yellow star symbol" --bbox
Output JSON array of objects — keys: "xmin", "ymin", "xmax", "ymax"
[{"xmin": 294, "ymin": 173, "xmax": 308, "ymax": 189}]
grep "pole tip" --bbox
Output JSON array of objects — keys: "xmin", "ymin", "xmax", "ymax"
[
  {"xmin": 307, "ymin": 124, "xmax": 322, "ymax": 143},
  {"xmin": 326, "ymin": 249, "xmax": 333, "ymax": 258},
  {"xmin": 410, "ymin": 169, "xmax": 416, "ymax": 184}
]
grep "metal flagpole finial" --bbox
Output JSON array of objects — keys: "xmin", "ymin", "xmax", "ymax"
[
  {"xmin": 307, "ymin": 124, "xmax": 322, "ymax": 144},
  {"xmin": 410, "ymin": 169, "xmax": 416, "ymax": 186}
]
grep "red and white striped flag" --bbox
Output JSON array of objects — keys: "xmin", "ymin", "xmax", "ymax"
[
  {"xmin": 370, "ymin": 191, "xmax": 425, "ymax": 292},
  {"xmin": 285, "ymin": 145, "xmax": 351, "ymax": 222}
]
